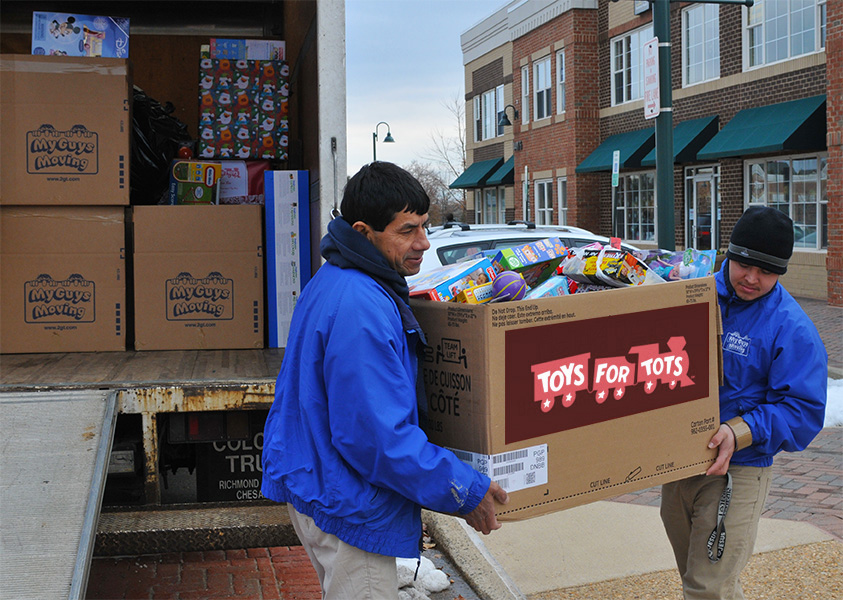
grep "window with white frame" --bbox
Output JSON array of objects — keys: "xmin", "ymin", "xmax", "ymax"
[
  {"xmin": 611, "ymin": 24, "xmax": 654, "ymax": 106},
  {"xmin": 521, "ymin": 66, "xmax": 530, "ymax": 124},
  {"xmin": 613, "ymin": 172, "xmax": 656, "ymax": 241},
  {"xmin": 535, "ymin": 179, "xmax": 553, "ymax": 225},
  {"xmin": 747, "ymin": 0, "xmax": 826, "ymax": 69},
  {"xmin": 474, "ymin": 85, "xmax": 505, "ymax": 142},
  {"xmin": 534, "ymin": 57, "xmax": 552, "ymax": 120},
  {"xmin": 683, "ymin": 3, "xmax": 719, "ymax": 86},
  {"xmin": 476, "ymin": 187, "xmax": 504, "ymax": 224},
  {"xmin": 557, "ymin": 178, "xmax": 568, "ymax": 225},
  {"xmin": 556, "ymin": 49, "xmax": 566, "ymax": 114},
  {"xmin": 746, "ymin": 153, "xmax": 828, "ymax": 249}
]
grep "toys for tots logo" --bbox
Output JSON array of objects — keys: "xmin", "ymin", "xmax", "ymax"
[
  {"xmin": 25, "ymin": 274, "xmax": 95, "ymax": 322},
  {"xmin": 531, "ymin": 336, "xmax": 693, "ymax": 412},
  {"xmin": 27, "ymin": 124, "xmax": 98, "ymax": 173},
  {"xmin": 166, "ymin": 272, "xmax": 234, "ymax": 320}
]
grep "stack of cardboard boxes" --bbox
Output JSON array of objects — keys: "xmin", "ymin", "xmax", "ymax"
[{"xmin": 0, "ymin": 54, "xmax": 270, "ymax": 353}]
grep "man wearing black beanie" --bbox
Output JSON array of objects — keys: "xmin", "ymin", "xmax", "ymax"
[{"xmin": 660, "ymin": 205, "xmax": 828, "ymax": 599}]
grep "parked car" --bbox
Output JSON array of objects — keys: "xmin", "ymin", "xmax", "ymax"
[{"xmin": 412, "ymin": 221, "xmax": 640, "ymax": 278}]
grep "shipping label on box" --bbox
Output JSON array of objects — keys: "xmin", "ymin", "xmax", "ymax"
[
  {"xmin": 0, "ymin": 55, "xmax": 130, "ymax": 205},
  {"xmin": 265, "ymin": 171, "xmax": 311, "ymax": 348},
  {"xmin": 31, "ymin": 11, "xmax": 130, "ymax": 58},
  {"xmin": 412, "ymin": 278, "xmax": 721, "ymax": 520},
  {"xmin": 0, "ymin": 207, "xmax": 126, "ymax": 353},
  {"xmin": 132, "ymin": 206, "xmax": 264, "ymax": 351}
]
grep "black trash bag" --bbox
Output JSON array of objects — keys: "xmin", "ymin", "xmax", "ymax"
[{"xmin": 130, "ymin": 86, "xmax": 193, "ymax": 205}]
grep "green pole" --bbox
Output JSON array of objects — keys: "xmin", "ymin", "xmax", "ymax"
[{"xmin": 653, "ymin": 0, "xmax": 675, "ymax": 250}]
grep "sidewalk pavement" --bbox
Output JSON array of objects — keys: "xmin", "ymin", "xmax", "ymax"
[{"xmin": 86, "ymin": 296, "xmax": 841, "ymax": 599}]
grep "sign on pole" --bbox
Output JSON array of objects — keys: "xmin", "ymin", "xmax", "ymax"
[
  {"xmin": 612, "ymin": 150, "xmax": 620, "ymax": 187},
  {"xmin": 643, "ymin": 37, "xmax": 660, "ymax": 120}
]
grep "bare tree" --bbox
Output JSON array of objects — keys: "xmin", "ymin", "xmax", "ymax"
[
  {"xmin": 420, "ymin": 92, "xmax": 468, "ymax": 223},
  {"xmin": 403, "ymin": 160, "xmax": 464, "ymax": 226}
]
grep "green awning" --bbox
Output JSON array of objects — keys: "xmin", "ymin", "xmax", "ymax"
[
  {"xmin": 575, "ymin": 128, "xmax": 655, "ymax": 173},
  {"xmin": 486, "ymin": 156, "xmax": 514, "ymax": 186},
  {"xmin": 641, "ymin": 115, "xmax": 719, "ymax": 167},
  {"xmin": 449, "ymin": 158, "xmax": 504, "ymax": 189},
  {"xmin": 697, "ymin": 95, "xmax": 826, "ymax": 160}
]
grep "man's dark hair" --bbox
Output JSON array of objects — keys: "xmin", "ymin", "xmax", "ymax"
[{"xmin": 340, "ymin": 162, "xmax": 430, "ymax": 231}]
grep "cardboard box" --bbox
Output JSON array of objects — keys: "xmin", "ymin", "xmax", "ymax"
[
  {"xmin": 0, "ymin": 55, "xmax": 131, "ymax": 206},
  {"xmin": 132, "ymin": 206, "xmax": 264, "ymax": 350},
  {"xmin": 411, "ymin": 278, "xmax": 721, "ymax": 521},
  {"xmin": 0, "ymin": 206, "xmax": 126, "ymax": 353},
  {"xmin": 265, "ymin": 171, "xmax": 311, "ymax": 348},
  {"xmin": 167, "ymin": 160, "xmax": 222, "ymax": 205},
  {"xmin": 31, "ymin": 11, "xmax": 130, "ymax": 58}
]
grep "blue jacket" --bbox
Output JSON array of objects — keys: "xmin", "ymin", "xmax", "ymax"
[
  {"xmin": 261, "ymin": 223, "xmax": 490, "ymax": 559},
  {"xmin": 716, "ymin": 262, "xmax": 827, "ymax": 467}
]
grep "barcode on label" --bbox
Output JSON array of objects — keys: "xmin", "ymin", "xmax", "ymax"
[
  {"xmin": 493, "ymin": 449, "xmax": 529, "ymax": 464},
  {"xmin": 493, "ymin": 463, "xmax": 524, "ymax": 477}
]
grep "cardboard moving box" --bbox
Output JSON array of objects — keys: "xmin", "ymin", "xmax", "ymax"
[
  {"xmin": 0, "ymin": 54, "xmax": 130, "ymax": 205},
  {"xmin": 411, "ymin": 277, "xmax": 721, "ymax": 520},
  {"xmin": 132, "ymin": 205, "xmax": 264, "ymax": 351},
  {"xmin": 0, "ymin": 206, "xmax": 126, "ymax": 353}
]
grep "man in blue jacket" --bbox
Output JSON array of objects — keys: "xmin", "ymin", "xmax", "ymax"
[
  {"xmin": 660, "ymin": 206, "xmax": 827, "ymax": 599},
  {"xmin": 261, "ymin": 161, "xmax": 508, "ymax": 599}
]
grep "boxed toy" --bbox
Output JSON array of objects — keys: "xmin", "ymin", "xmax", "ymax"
[
  {"xmin": 31, "ymin": 11, "xmax": 130, "ymax": 58},
  {"xmin": 456, "ymin": 282, "xmax": 496, "ymax": 304},
  {"xmin": 265, "ymin": 170, "xmax": 311, "ymax": 348},
  {"xmin": 132, "ymin": 206, "xmax": 264, "ymax": 350},
  {"xmin": 524, "ymin": 274, "xmax": 571, "ymax": 299},
  {"xmin": 210, "ymin": 38, "xmax": 286, "ymax": 60},
  {"xmin": 411, "ymin": 278, "xmax": 721, "ymax": 520},
  {"xmin": 219, "ymin": 160, "xmax": 270, "ymax": 204},
  {"xmin": 491, "ymin": 238, "xmax": 567, "ymax": 288},
  {"xmin": 409, "ymin": 258, "xmax": 497, "ymax": 302},
  {"xmin": 198, "ymin": 58, "xmax": 289, "ymax": 160},
  {"xmin": 0, "ymin": 55, "xmax": 130, "ymax": 205},
  {"xmin": 0, "ymin": 206, "xmax": 126, "ymax": 353},
  {"xmin": 168, "ymin": 160, "xmax": 222, "ymax": 205}
]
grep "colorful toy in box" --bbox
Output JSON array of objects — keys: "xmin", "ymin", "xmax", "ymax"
[
  {"xmin": 524, "ymin": 274, "xmax": 572, "ymax": 299},
  {"xmin": 490, "ymin": 238, "xmax": 567, "ymax": 288},
  {"xmin": 198, "ymin": 58, "xmax": 289, "ymax": 161},
  {"xmin": 408, "ymin": 258, "xmax": 497, "ymax": 302},
  {"xmin": 595, "ymin": 247, "xmax": 665, "ymax": 287},
  {"xmin": 31, "ymin": 12, "xmax": 130, "ymax": 58},
  {"xmin": 168, "ymin": 160, "xmax": 222, "ymax": 205},
  {"xmin": 633, "ymin": 248, "xmax": 717, "ymax": 281},
  {"xmin": 455, "ymin": 281, "xmax": 496, "ymax": 304},
  {"xmin": 491, "ymin": 271, "xmax": 528, "ymax": 301},
  {"xmin": 561, "ymin": 243, "xmax": 605, "ymax": 285}
]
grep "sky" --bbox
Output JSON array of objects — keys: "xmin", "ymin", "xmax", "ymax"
[{"xmin": 345, "ymin": 0, "xmax": 510, "ymax": 177}]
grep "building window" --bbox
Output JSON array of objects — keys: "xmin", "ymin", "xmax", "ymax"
[
  {"xmin": 477, "ymin": 187, "xmax": 504, "ymax": 224},
  {"xmin": 613, "ymin": 172, "xmax": 656, "ymax": 242},
  {"xmin": 683, "ymin": 3, "xmax": 719, "ymax": 86},
  {"xmin": 521, "ymin": 66, "xmax": 530, "ymax": 124},
  {"xmin": 473, "ymin": 96, "xmax": 481, "ymax": 142},
  {"xmin": 556, "ymin": 49, "xmax": 566, "ymax": 114},
  {"xmin": 535, "ymin": 179, "xmax": 553, "ymax": 225},
  {"xmin": 611, "ymin": 24, "xmax": 654, "ymax": 106},
  {"xmin": 746, "ymin": 154, "xmax": 828, "ymax": 249},
  {"xmin": 747, "ymin": 0, "xmax": 826, "ymax": 68},
  {"xmin": 557, "ymin": 178, "xmax": 568, "ymax": 225},
  {"xmin": 474, "ymin": 85, "xmax": 505, "ymax": 142},
  {"xmin": 534, "ymin": 57, "xmax": 552, "ymax": 120}
]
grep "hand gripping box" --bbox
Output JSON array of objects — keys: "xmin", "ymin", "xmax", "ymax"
[
  {"xmin": 0, "ymin": 55, "xmax": 130, "ymax": 205},
  {"xmin": 132, "ymin": 206, "xmax": 264, "ymax": 350},
  {"xmin": 411, "ymin": 278, "xmax": 721, "ymax": 521},
  {"xmin": 0, "ymin": 206, "xmax": 126, "ymax": 353}
]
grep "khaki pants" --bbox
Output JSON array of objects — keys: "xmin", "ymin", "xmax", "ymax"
[
  {"xmin": 287, "ymin": 504, "xmax": 399, "ymax": 600},
  {"xmin": 660, "ymin": 465, "xmax": 773, "ymax": 600}
]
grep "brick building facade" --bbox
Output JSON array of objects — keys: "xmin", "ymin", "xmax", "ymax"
[{"xmin": 458, "ymin": 0, "xmax": 840, "ymax": 305}]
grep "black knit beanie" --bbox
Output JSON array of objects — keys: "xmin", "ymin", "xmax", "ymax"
[{"xmin": 726, "ymin": 206, "xmax": 793, "ymax": 275}]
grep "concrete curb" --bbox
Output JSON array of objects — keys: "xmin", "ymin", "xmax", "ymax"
[{"xmin": 422, "ymin": 510, "xmax": 526, "ymax": 600}]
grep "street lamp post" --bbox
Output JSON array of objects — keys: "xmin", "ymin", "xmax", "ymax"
[{"xmin": 372, "ymin": 121, "xmax": 395, "ymax": 162}]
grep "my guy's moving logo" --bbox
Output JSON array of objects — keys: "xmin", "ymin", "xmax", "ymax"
[
  {"xmin": 531, "ymin": 336, "xmax": 694, "ymax": 412},
  {"xmin": 27, "ymin": 124, "xmax": 98, "ymax": 174},
  {"xmin": 166, "ymin": 272, "xmax": 234, "ymax": 321},
  {"xmin": 25, "ymin": 274, "xmax": 95, "ymax": 322}
]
